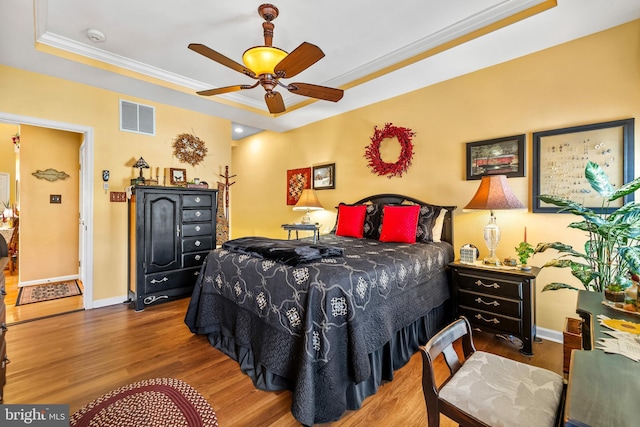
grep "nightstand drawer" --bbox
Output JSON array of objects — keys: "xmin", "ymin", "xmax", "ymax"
[
  {"xmin": 456, "ymin": 271, "xmax": 523, "ymax": 299},
  {"xmin": 459, "ymin": 307, "xmax": 521, "ymax": 336},
  {"xmin": 458, "ymin": 290, "xmax": 521, "ymax": 318}
]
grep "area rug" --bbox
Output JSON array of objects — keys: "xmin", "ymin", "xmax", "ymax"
[
  {"xmin": 15, "ymin": 280, "xmax": 82, "ymax": 306},
  {"xmin": 70, "ymin": 378, "xmax": 219, "ymax": 427}
]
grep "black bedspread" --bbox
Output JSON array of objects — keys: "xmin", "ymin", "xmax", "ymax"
[
  {"xmin": 185, "ymin": 234, "xmax": 454, "ymax": 425},
  {"xmin": 221, "ymin": 236, "xmax": 344, "ymax": 265}
]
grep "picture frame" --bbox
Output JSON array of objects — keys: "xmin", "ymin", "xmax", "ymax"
[
  {"xmin": 169, "ymin": 168, "xmax": 187, "ymax": 185},
  {"xmin": 312, "ymin": 163, "xmax": 335, "ymax": 190},
  {"xmin": 286, "ymin": 167, "xmax": 311, "ymax": 205},
  {"xmin": 466, "ymin": 134, "xmax": 525, "ymax": 180},
  {"xmin": 532, "ymin": 118, "xmax": 635, "ymax": 213}
]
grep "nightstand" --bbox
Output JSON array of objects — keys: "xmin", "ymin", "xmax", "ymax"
[
  {"xmin": 281, "ymin": 223, "xmax": 320, "ymax": 243},
  {"xmin": 449, "ymin": 261, "xmax": 540, "ymax": 356}
]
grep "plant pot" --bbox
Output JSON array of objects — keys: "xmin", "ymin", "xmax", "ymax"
[{"xmin": 604, "ymin": 288, "xmax": 626, "ymax": 303}]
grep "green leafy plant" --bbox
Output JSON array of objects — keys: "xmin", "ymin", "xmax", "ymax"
[
  {"xmin": 515, "ymin": 242, "xmax": 534, "ymax": 265},
  {"xmin": 534, "ymin": 161, "xmax": 640, "ymax": 292}
]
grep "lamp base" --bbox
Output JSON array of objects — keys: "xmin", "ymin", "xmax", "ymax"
[
  {"xmin": 301, "ymin": 211, "xmax": 312, "ymax": 224},
  {"xmin": 483, "ymin": 255, "xmax": 501, "ymax": 266}
]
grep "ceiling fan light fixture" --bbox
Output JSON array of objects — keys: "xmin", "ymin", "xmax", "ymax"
[{"xmin": 242, "ymin": 46, "xmax": 287, "ymax": 76}]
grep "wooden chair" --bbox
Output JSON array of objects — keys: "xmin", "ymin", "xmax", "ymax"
[
  {"xmin": 420, "ymin": 317, "xmax": 565, "ymax": 427},
  {"xmin": 7, "ymin": 219, "xmax": 18, "ymax": 273}
]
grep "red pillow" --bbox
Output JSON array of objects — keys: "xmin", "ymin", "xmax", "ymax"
[
  {"xmin": 379, "ymin": 205, "xmax": 420, "ymax": 243},
  {"xmin": 335, "ymin": 204, "xmax": 367, "ymax": 238}
]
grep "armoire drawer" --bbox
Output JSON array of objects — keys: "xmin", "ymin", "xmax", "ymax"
[
  {"xmin": 145, "ymin": 268, "xmax": 200, "ymax": 293},
  {"xmin": 182, "ymin": 223, "xmax": 213, "ymax": 237},
  {"xmin": 183, "ymin": 209, "xmax": 212, "ymax": 222},
  {"xmin": 183, "ymin": 194, "xmax": 213, "ymax": 208},
  {"xmin": 183, "ymin": 251, "xmax": 209, "ymax": 268},
  {"xmin": 182, "ymin": 236, "xmax": 213, "ymax": 253}
]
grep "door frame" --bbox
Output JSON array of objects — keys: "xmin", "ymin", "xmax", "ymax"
[{"xmin": 0, "ymin": 112, "xmax": 94, "ymax": 309}]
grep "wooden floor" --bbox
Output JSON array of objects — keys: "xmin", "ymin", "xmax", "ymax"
[
  {"xmin": 3, "ymin": 293, "xmax": 563, "ymax": 426},
  {"xmin": 4, "ymin": 268, "xmax": 84, "ymax": 325}
]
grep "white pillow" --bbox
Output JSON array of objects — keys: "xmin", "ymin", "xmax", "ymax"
[{"xmin": 432, "ymin": 209, "xmax": 448, "ymax": 242}]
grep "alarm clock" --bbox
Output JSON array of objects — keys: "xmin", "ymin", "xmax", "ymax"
[{"xmin": 460, "ymin": 244, "xmax": 479, "ymax": 264}]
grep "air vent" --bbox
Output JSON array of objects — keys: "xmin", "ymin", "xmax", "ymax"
[{"xmin": 120, "ymin": 100, "xmax": 155, "ymax": 135}]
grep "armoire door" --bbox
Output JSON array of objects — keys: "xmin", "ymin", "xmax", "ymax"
[{"xmin": 144, "ymin": 193, "xmax": 180, "ymax": 273}]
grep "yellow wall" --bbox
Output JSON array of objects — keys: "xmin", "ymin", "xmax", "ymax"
[
  {"xmin": 232, "ymin": 20, "xmax": 640, "ymax": 331},
  {"xmin": 0, "ymin": 65, "xmax": 231, "ymax": 301},
  {"xmin": 19, "ymin": 126, "xmax": 81, "ymax": 282},
  {"xmin": 0, "ymin": 123, "xmax": 19, "ymax": 206}
]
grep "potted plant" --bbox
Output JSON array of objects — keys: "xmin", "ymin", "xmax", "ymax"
[
  {"xmin": 515, "ymin": 241, "xmax": 534, "ymax": 271},
  {"xmin": 534, "ymin": 161, "xmax": 640, "ymax": 302}
]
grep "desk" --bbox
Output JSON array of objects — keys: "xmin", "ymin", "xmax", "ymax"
[
  {"xmin": 281, "ymin": 223, "xmax": 320, "ymax": 243},
  {"xmin": 564, "ymin": 291, "xmax": 639, "ymax": 426}
]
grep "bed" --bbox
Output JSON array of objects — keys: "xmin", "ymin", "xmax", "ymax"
[{"xmin": 185, "ymin": 194, "xmax": 456, "ymax": 425}]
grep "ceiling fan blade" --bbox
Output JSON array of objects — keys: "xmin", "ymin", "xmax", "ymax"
[
  {"xmin": 265, "ymin": 92, "xmax": 285, "ymax": 114},
  {"xmin": 274, "ymin": 42, "xmax": 325, "ymax": 78},
  {"xmin": 196, "ymin": 84, "xmax": 255, "ymax": 96},
  {"xmin": 188, "ymin": 43, "xmax": 256, "ymax": 78},
  {"xmin": 288, "ymin": 83, "xmax": 344, "ymax": 102}
]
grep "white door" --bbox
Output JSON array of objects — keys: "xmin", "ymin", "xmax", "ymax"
[
  {"xmin": 0, "ymin": 172, "xmax": 9, "ymax": 208},
  {"xmin": 78, "ymin": 141, "xmax": 86, "ymax": 282}
]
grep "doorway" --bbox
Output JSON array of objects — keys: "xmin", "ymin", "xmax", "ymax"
[{"xmin": 0, "ymin": 112, "xmax": 94, "ymax": 316}]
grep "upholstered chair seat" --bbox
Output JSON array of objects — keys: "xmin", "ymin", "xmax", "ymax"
[{"xmin": 420, "ymin": 317, "xmax": 565, "ymax": 427}]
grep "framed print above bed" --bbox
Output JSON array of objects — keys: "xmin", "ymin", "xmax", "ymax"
[
  {"xmin": 532, "ymin": 118, "xmax": 635, "ymax": 213},
  {"xmin": 312, "ymin": 163, "xmax": 335, "ymax": 190},
  {"xmin": 466, "ymin": 134, "xmax": 525, "ymax": 180},
  {"xmin": 286, "ymin": 167, "xmax": 311, "ymax": 205}
]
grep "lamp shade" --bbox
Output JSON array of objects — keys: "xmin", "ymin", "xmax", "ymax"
[
  {"xmin": 242, "ymin": 46, "xmax": 288, "ymax": 76},
  {"xmin": 464, "ymin": 175, "xmax": 525, "ymax": 212},
  {"xmin": 133, "ymin": 157, "xmax": 150, "ymax": 170},
  {"xmin": 293, "ymin": 189, "xmax": 324, "ymax": 211}
]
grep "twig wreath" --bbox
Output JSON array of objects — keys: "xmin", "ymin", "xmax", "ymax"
[
  {"xmin": 172, "ymin": 133, "xmax": 208, "ymax": 166},
  {"xmin": 364, "ymin": 123, "xmax": 415, "ymax": 178}
]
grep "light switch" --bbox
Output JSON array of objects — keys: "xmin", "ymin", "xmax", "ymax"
[{"xmin": 50, "ymin": 194, "xmax": 62, "ymax": 204}]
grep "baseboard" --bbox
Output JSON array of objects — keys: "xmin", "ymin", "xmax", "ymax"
[
  {"xmin": 18, "ymin": 275, "xmax": 80, "ymax": 287},
  {"xmin": 536, "ymin": 325, "xmax": 562, "ymax": 344},
  {"xmin": 92, "ymin": 295, "xmax": 129, "ymax": 309}
]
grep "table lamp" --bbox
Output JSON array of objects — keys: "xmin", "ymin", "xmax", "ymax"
[
  {"xmin": 293, "ymin": 189, "xmax": 324, "ymax": 224},
  {"xmin": 133, "ymin": 157, "xmax": 150, "ymax": 184},
  {"xmin": 464, "ymin": 175, "xmax": 525, "ymax": 265}
]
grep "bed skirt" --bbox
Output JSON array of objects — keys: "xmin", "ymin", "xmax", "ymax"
[{"xmin": 204, "ymin": 301, "xmax": 451, "ymax": 425}]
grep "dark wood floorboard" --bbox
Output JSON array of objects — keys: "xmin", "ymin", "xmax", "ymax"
[{"xmin": 4, "ymin": 297, "xmax": 562, "ymax": 426}]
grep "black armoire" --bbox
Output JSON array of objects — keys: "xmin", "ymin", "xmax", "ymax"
[{"xmin": 127, "ymin": 186, "xmax": 217, "ymax": 311}]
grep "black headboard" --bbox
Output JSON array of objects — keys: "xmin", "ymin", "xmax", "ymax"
[{"xmin": 351, "ymin": 193, "xmax": 456, "ymax": 246}]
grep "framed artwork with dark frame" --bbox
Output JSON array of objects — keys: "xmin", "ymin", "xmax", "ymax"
[
  {"xmin": 532, "ymin": 118, "xmax": 635, "ymax": 213},
  {"xmin": 170, "ymin": 168, "xmax": 187, "ymax": 185},
  {"xmin": 466, "ymin": 134, "xmax": 525, "ymax": 180},
  {"xmin": 312, "ymin": 163, "xmax": 335, "ymax": 190}
]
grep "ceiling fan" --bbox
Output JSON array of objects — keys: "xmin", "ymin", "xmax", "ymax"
[{"xmin": 188, "ymin": 3, "xmax": 344, "ymax": 114}]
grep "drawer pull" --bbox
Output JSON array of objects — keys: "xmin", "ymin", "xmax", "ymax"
[
  {"xmin": 195, "ymin": 197, "xmax": 201, "ymax": 203},
  {"xmin": 194, "ymin": 271, "xmax": 200, "ymax": 276},
  {"xmin": 474, "ymin": 279, "xmax": 500, "ymax": 289},
  {"xmin": 2, "ymin": 356, "xmax": 10, "ymax": 368},
  {"xmin": 195, "ymin": 225, "xmax": 201, "ymax": 232},
  {"xmin": 150, "ymin": 277, "xmax": 169, "ymax": 284},
  {"xmin": 195, "ymin": 240, "xmax": 201, "ymax": 247},
  {"xmin": 475, "ymin": 314, "xmax": 500, "ymax": 324},
  {"xmin": 195, "ymin": 211, "xmax": 202, "ymax": 217},
  {"xmin": 195, "ymin": 255, "xmax": 201, "ymax": 261},
  {"xmin": 475, "ymin": 297, "xmax": 499, "ymax": 307}
]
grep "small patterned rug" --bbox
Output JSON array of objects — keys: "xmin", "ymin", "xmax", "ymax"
[
  {"xmin": 15, "ymin": 280, "xmax": 82, "ymax": 306},
  {"xmin": 70, "ymin": 378, "xmax": 219, "ymax": 427}
]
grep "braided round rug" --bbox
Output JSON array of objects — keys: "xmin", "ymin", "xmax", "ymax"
[{"xmin": 70, "ymin": 378, "xmax": 219, "ymax": 427}]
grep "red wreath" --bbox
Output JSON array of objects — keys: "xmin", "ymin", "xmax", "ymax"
[{"xmin": 364, "ymin": 123, "xmax": 415, "ymax": 178}]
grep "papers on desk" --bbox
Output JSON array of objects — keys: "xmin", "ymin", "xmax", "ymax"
[{"xmin": 596, "ymin": 314, "xmax": 640, "ymax": 362}]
